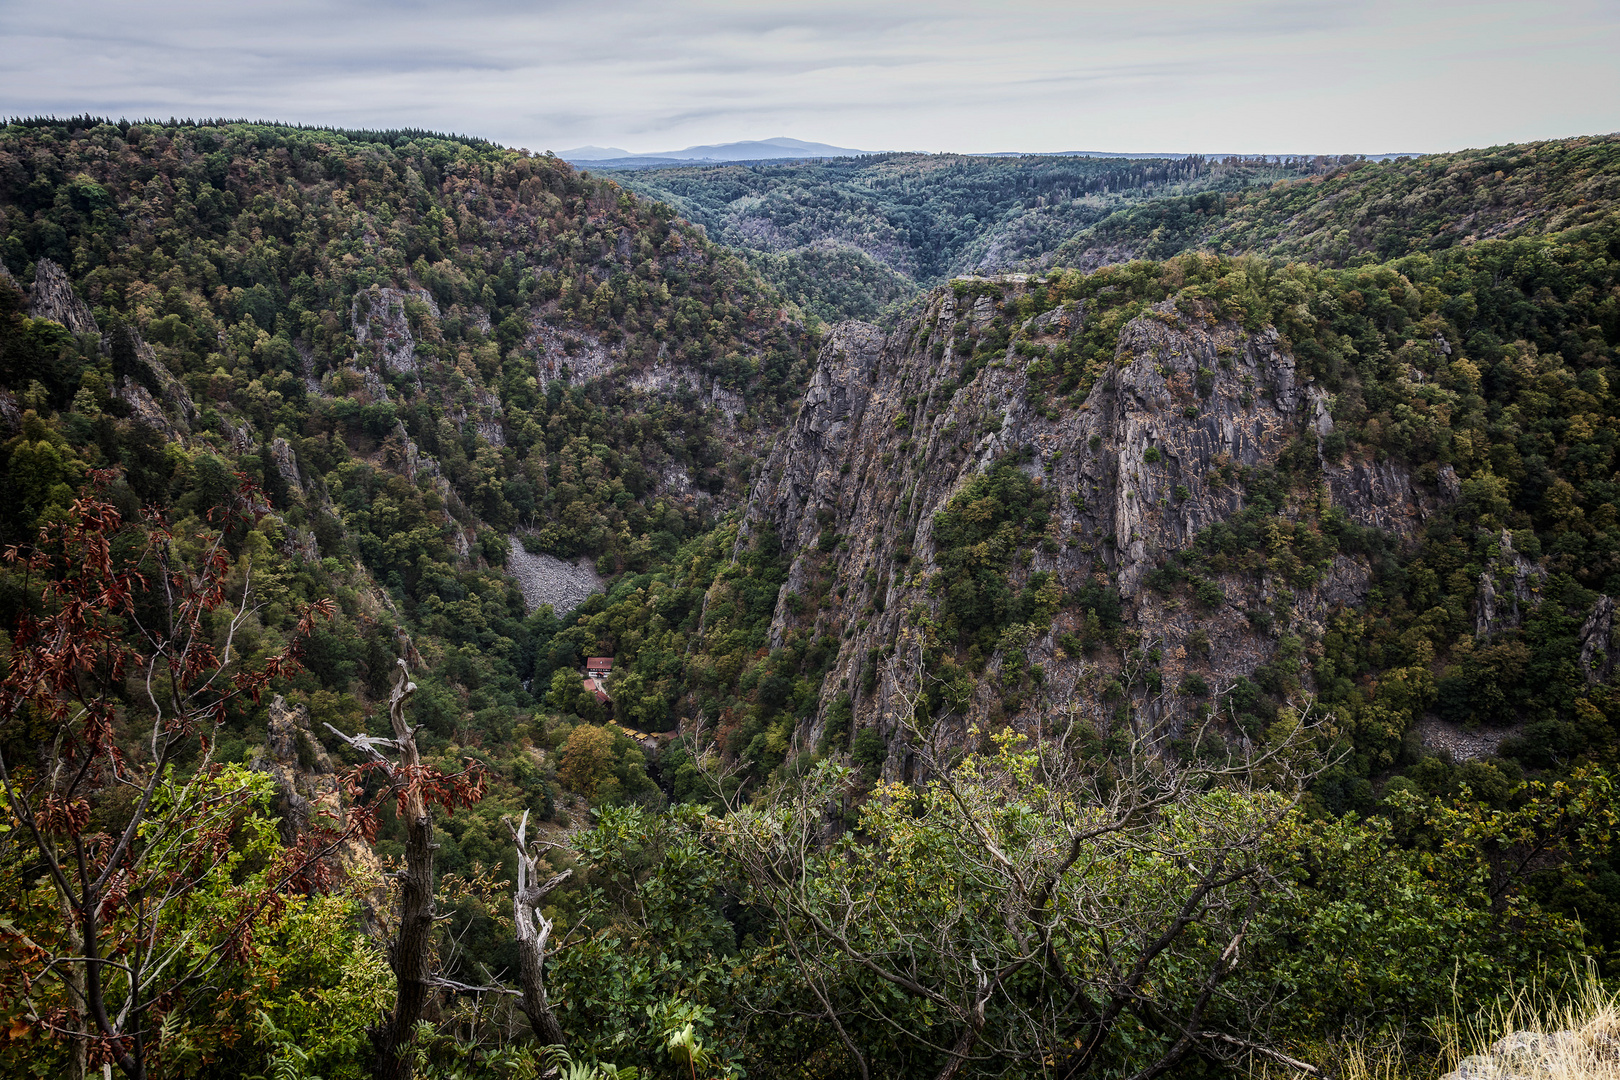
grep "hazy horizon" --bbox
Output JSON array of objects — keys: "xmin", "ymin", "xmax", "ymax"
[{"xmin": 1, "ymin": 1, "xmax": 1615, "ymax": 158}]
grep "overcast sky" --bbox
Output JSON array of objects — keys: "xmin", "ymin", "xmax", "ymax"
[{"xmin": 1, "ymin": 0, "xmax": 1615, "ymax": 156}]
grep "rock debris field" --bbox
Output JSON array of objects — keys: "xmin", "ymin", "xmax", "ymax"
[{"xmin": 506, "ymin": 538, "xmax": 605, "ymax": 615}]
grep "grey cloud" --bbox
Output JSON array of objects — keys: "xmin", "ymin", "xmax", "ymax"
[{"xmin": 0, "ymin": 0, "xmax": 1615, "ymax": 154}]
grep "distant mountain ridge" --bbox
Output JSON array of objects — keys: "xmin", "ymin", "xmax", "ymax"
[
  {"xmin": 1042, "ymin": 132, "xmax": 1620, "ymax": 271},
  {"xmin": 611, "ymin": 152, "xmax": 1319, "ymax": 322},
  {"xmin": 560, "ymin": 136, "xmax": 871, "ymax": 167},
  {"xmin": 558, "ymin": 144, "xmax": 635, "ymax": 160},
  {"xmin": 986, "ymin": 150, "xmax": 1427, "ymax": 161},
  {"xmin": 561, "ymin": 138, "xmax": 1427, "ymax": 169}
]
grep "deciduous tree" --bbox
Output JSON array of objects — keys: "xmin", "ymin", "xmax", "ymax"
[{"xmin": 0, "ymin": 478, "xmax": 336, "ymax": 1080}]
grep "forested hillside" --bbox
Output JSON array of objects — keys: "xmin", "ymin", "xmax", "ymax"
[
  {"xmin": 7, "ymin": 118, "xmax": 1620, "ymax": 1080},
  {"xmin": 1046, "ymin": 134, "xmax": 1620, "ymax": 269},
  {"xmin": 613, "ymin": 152, "xmax": 1318, "ymax": 322},
  {"xmin": 0, "ymin": 113, "xmax": 819, "ymax": 704},
  {"xmin": 0, "ymin": 118, "xmax": 823, "ymax": 1078}
]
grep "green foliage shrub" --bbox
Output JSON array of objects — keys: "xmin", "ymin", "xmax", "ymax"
[
  {"xmin": 929, "ymin": 457, "xmax": 1053, "ymax": 656},
  {"xmin": 851, "ymin": 726, "xmax": 888, "ymax": 779}
]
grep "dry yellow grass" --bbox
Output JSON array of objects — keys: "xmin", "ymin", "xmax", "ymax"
[
  {"xmin": 1439, "ymin": 975, "xmax": 1620, "ymax": 1080},
  {"xmin": 1252, "ymin": 971, "xmax": 1620, "ymax": 1080}
]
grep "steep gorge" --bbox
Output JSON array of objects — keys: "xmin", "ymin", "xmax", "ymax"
[{"xmin": 747, "ymin": 276, "xmax": 1443, "ymax": 774}]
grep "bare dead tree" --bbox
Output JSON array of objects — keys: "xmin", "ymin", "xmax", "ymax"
[
  {"xmin": 506, "ymin": 810, "xmax": 572, "ymax": 1047},
  {"xmin": 677, "ymin": 710, "xmax": 751, "ymax": 813},
  {"xmin": 325, "ymin": 659, "xmax": 486, "ymax": 1080}
]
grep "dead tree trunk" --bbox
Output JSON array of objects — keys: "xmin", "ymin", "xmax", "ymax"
[
  {"xmin": 327, "ymin": 659, "xmax": 435, "ymax": 1080},
  {"xmin": 375, "ymin": 661, "xmax": 432, "ymax": 1080},
  {"xmin": 508, "ymin": 810, "xmax": 571, "ymax": 1046}
]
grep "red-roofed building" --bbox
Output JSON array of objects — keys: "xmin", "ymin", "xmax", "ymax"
[{"xmin": 585, "ymin": 657, "xmax": 613, "ymax": 678}]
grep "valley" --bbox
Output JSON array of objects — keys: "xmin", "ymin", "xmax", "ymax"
[
  {"xmin": 4, "ymin": 117, "xmax": 1620, "ymax": 1080},
  {"xmin": 611, "ymin": 152, "xmax": 1318, "ymax": 322}
]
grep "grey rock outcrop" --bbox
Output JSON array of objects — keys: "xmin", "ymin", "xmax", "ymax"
[
  {"xmin": 21, "ymin": 258, "xmax": 202, "ymax": 439},
  {"xmin": 28, "ymin": 258, "xmax": 99, "ymax": 336},
  {"xmin": 1580, "ymin": 595, "xmax": 1618, "ymax": 685},
  {"xmin": 1438, "ymin": 464, "xmax": 1462, "ymax": 501},
  {"xmin": 1443, "ymin": 1029, "xmax": 1620, "ymax": 1080},
  {"xmin": 251, "ymin": 695, "xmax": 379, "ymax": 875},
  {"xmin": 387, "ymin": 420, "xmax": 466, "ymax": 533},
  {"xmin": 283, "ymin": 525, "xmax": 320, "ymax": 563},
  {"xmin": 1103, "ymin": 315, "xmax": 1325, "ymax": 594},
  {"xmin": 0, "ymin": 390, "xmax": 21, "ymax": 433},
  {"xmin": 353, "ymin": 285, "xmax": 437, "ymax": 374},
  {"xmin": 746, "ymin": 278, "xmax": 1437, "ymax": 769},
  {"xmin": 530, "ymin": 322, "xmax": 618, "ymax": 383},
  {"xmin": 470, "ymin": 385, "xmax": 506, "ymax": 447},
  {"xmin": 110, "ymin": 333, "xmax": 198, "ymax": 439},
  {"xmin": 359, "ymin": 365, "xmax": 390, "ymax": 402},
  {"xmin": 269, "ymin": 437, "xmax": 304, "ymax": 493},
  {"xmin": 392, "ymin": 420, "xmax": 440, "ymax": 485},
  {"xmin": 1476, "ymin": 530, "xmax": 1544, "ymax": 637}
]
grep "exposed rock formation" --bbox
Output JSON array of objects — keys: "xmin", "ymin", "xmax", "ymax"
[
  {"xmin": 353, "ymin": 285, "xmax": 437, "ymax": 375},
  {"xmin": 1444, "ymin": 1028, "xmax": 1620, "ymax": 1080},
  {"xmin": 251, "ymin": 694, "xmax": 379, "ymax": 876},
  {"xmin": 280, "ymin": 523, "xmax": 320, "ymax": 563},
  {"xmin": 1417, "ymin": 715, "xmax": 1519, "ymax": 763},
  {"xmin": 16, "ymin": 260, "xmax": 200, "ymax": 440},
  {"xmin": 1581, "ymin": 595, "xmax": 1619, "ymax": 685},
  {"xmin": 269, "ymin": 436, "xmax": 304, "ymax": 492},
  {"xmin": 529, "ymin": 322, "xmax": 618, "ymax": 383},
  {"xmin": 359, "ymin": 365, "xmax": 391, "ymax": 403},
  {"xmin": 387, "ymin": 420, "xmax": 468, "ymax": 543},
  {"xmin": 746, "ymin": 278, "xmax": 1441, "ymax": 769},
  {"xmin": 1476, "ymin": 530, "xmax": 1544, "ymax": 637},
  {"xmin": 28, "ymin": 258, "xmax": 99, "ymax": 336}
]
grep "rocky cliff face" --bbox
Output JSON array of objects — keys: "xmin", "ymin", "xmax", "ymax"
[
  {"xmin": 117, "ymin": 333, "xmax": 200, "ymax": 438},
  {"xmin": 252, "ymin": 694, "xmax": 380, "ymax": 877},
  {"xmin": 746, "ymin": 277, "xmax": 1442, "ymax": 774},
  {"xmin": 1476, "ymin": 529, "xmax": 1545, "ymax": 638},
  {"xmin": 15, "ymin": 257, "xmax": 202, "ymax": 440},
  {"xmin": 353, "ymin": 285, "xmax": 438, "ymax": 377},
  {"xmin": 27, "ymin": 258, "xmax": 99, "ymax": 336}
]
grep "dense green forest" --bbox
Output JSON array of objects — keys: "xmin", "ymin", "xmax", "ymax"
[
  {"xmin": 612, "ymin": 137, "xmax": 1620, "ymax": 326},
  {"xmin": 1046, "ymin": 134, "xmax": 1620, "ymax": 269},
  {"xmin": 0, "ymin": 118, "xmax": 824, "ymax": 1077},
  {"xmin": 5, "ymin": 117, "xmax": 1620, "ymax": 1080},
  {"xmin": 612, "ymin": 153, "xmax": 1320, "ymax": 322}
]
